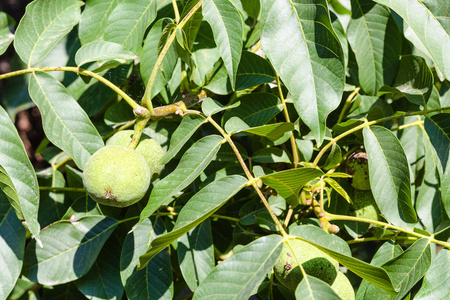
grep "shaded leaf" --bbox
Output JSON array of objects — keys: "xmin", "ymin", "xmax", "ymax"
[
  {"xmin": 235, "ymin": 51, "xmax": 276, "ymax": 90},
  {"xmin": 104, "ymin": 0, "xmax": 157, "ymax": 54},
  {"xmin": 203, "ymin": 0, "xmax": 244, "ymax": 89},
  {"xmin": 373, "ymin": 0, "xmax": 450, "ymax": 80},
  {"xmin": 136, "ymin": 135, "xmax": 224, "ymax": 229},
  {"xmin": 261, "ymin": 168, "xmax": 324, "ymax": 206},
  {"xmin": 347, "ymin": 0, "xmax": 401, "ymax": 95},
  {"xmin": 424, "ymin": 113, "xmax": 450, "ymax": 217},
  {"xmin": 178, "ymin": 219, "xmax": 214, "ymax": 292},
  {"xmin": 23, "ymin": 216, "xmax": 118, "ymax": 285},
  {"xmin": 159, "ymin": 114, "xmax": 206, "ymax": 165},
  {"xmin": 28, "ymin": 72, "xmax": 104, "ymax": 170},
  {"xmin": 415, "ymin": 248, "xmax": 450, "ymax": 300},
  {"xmin": 14, "ymin": 0, "xmax": 83, "ymax": 66},
  {"xmin": 380, "ymin": 55, "xmax": 434, "ymax": 106},
  {"xmin": 235, "ymin": 122, "xmax": 294, "ymax": 141},
  {"xmin": 75, "ymin": 41, "xmax": 135, "ymax": 67},
  {"xmin": 0, "ymin": 191, "xmax": 26, "ymax": 300},
  {"xmin": 252, "ymin": 147, "xmax": 292, "ymax": 164},
  {"xmin": 193, "ymin": 235, "xmax": 283, "ymax": 300},
  {"xmin": 0, "ymin": 105, "xmax": 40, "ymax": 245},
  {"xmin": 363, "ymin": 125, "xmax": 416, "ymax": 228},
  {"xmin": 260, "ymin": 0, "xmax": 345, "ymax": 144},
  {"xmin": 78, "ymin": 0, "xmax": 119, "ymax": 45},
  {"xmin": 295, "ymin": 275, "xmax": 341, "ymax": 300},
  {"xmin": 138, "ymin": 175, "xmax": 247, "ymax": 268},
  {"xmin": 201, "ymin": 97, "xmax": 240, "ymax": 116}
]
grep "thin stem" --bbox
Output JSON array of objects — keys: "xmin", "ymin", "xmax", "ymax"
[
  {"xmin": 347, "ymin": 235, "xmax": 419, "ymax": 245},
  {"xmin": 142, "ymin": 0, "xmax": 203, "ymax": 112},
  {"xmin": 0, "ymin": 67, "xmax": 140, "ymax": 110},
  {"xmin": 312, "ymin": 105, "xmax": 450, "ymax": 168},
  {"xmin": 251, "ymin": 40, "xmax": 261, "ymax": 53},
  {"xmin": 156, "ymin": 211, "xmax": 240, "ymax": 223},
  {"xmin": 206, "ymin": 116, "xmax": 289, "ymax": 238},
  {"xmin": 276, "ymin": 73, "xmax": 299, "ymax": 167},
  {"xmin": 128, "ymin": 109, "xmax": 151, "ymax": 149},
  {"xmin": 172, "ymin": 0, "xmax": 180, "ymax": 23},
  {"xmin": 337, "ymin": 87, "xmax": 360, "ymax": 124},
  {"xmin": 326, "ymin": 212, "xmax": 450, "ymax": 248},
  {"xmin": 53, "ymin": 156, "xmax": 72, "ymax": 171}
]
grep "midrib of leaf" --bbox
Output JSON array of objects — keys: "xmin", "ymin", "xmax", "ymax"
[
  {"xmin": 121, "ymin": 0, "xmax": 155, "ymax": 48},
  {"xmin": 393, "ymin": 244, "xmax": 429, "ymax": 290},
  {"xmin": 355, "ymin": 0, "xmax": 377, "ymax": 87},
  {"xmin": 27, "ymin": 4, "xmax": 75, "ymax": 68},
  {"xmin": 32, "ymin": 73, "xmax": 84, "ymax": 157},
  {"xmin": 25, "ymin": 220, "xmax": 117, "ymax": 269},
  {"xmin": 209, "ymin": 0, "xmax": 233, "ymax": 68}
]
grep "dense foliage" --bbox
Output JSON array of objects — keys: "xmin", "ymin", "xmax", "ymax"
[{"xmin": 0, "ymin": 0, "xmax": 450, "ymax": 299}]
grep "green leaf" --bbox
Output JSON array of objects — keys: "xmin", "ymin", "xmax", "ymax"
[
  {"xmin": 179, "ymin": 0, "xmax": 203, "ymax": 51},
  {"xmin": 252, "ymin": 147, "xmax": 292, "ymax": 164},
  {"xmin": 290, "ymin": 225, "xmax": 352, "ymax": 256},
  {"xmin": 260, "ymin": 168, "xmax": 324, "ymax": 207},
  {"xmin": 23, "ymin": 216, "xmax": 118, "ymax": 285},
  {"xmin": 120, "ymin": 218, "xmax": 173, "ymax": 300},
  {"xmin": 136, "ymin": 135, "xmax": 224, "ymax": 228},
  {"xmin": 223, "ymin": 92, "xmax": 282, "ymax": 129},
  {"xmin": 159, "ymin": 114, "xmax": 206, "ymax": 165},
  {"xmin": 138, "ymin": 175, "xmax": 247, "ymax": 268},
  {"xmin": 260, "ymin": 0, "xmax": 345, "ymax": 144},
  {"xmin": 38, "ymin": 170, "xmax": 69, "ymax": 228},
  {"xmin": 78, "ymin": 0, "xmax": 119, "ymax": 45},
  {"xmin": 203, "ymin": 0, "xmax": 244, "ymax": 89},
  {"xmin": 295, "ymin": 275, "xmax": 342, "ymax": 300},
  {"xmin": 356, "ymin": 241, "xmax": 403, "ymax": 299},
  {"xmin": 373, "ymin": 0, "xmax": 450, "ymax": 80},
  {"xmin": 14, "ymin": 0, "xmax": 83, "ymax": 67},
  {"xmin": 0, "ymin": 105, "xmax": 40, "ymax": 246},
  {"xmin": 415, "ymin": 248, "xmax": 450, "ymax": 300},
  {"xmin": 104, "ymin": 0, "xmax": 157, "ymax": 54},
  {"xmin": 424, "ymin": 113, "xmax": 450, "ymax": 217},
  {"xmin": 192, "ymin": 235, "xmax": 283, "ymax": 300},
  {"xmin": 380, "ymin": 55, "xmax": 434, "ymax": 106},
  {"xmin": 201, "ymin": 97, "xmax": 240, "ymax": 116},
  {"xmin": 298, "ymin": 237, "xmax": 397, "ymax": 296},
  {"xmin": 75, "ymin": 233, "xmax": 124, "ymax": 300},
  {"xmin": 366, "ymin": 238, "xmax": 432, "ymax": 300},
  {"xmin": 347, "ymin": 0, "xmax": 401, "ymax": 95},
  {"xmin": 324, "ymin": 177, "xmax": 352, "ymax": 204},
  {"xmin": 363, "ymin": 126, "xmax": 417, "ymax": 228},
  {"xmin": 178, "ymin": 219, "xmax": 214, "ymax": 292},
  {"xmin": 140, "ymin": 18, "xmax": 178, "ymax": 97},
  {"xmin": 235, "ymin": 51, "xmax": 276, "ymax": 90},
  {"xmin": 28, "ymin": 72, "xmax": 104, "ymax": 170},
  {"xmin": 0, "ymin": 12, "xmax": 14, "ymax": 56},
  {"xmin": 238, "ymin": 122, "xmax": 294, "ymax": 141},
  {"xmin": 75, "ymin": 41, "xmax": 136, "ymax": 67},
  {"xmin": 0, "ymin": 191, "xmax": 26, "ymax": 300},
  {"xmin": 330, "ymin": 11, "xmax": 348, "ymax": 69}
]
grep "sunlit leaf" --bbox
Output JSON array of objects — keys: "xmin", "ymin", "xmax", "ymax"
[
  {"xmin": 14, "ymin": 0, "xmax": 83, "ymax": 66},
  {"xmin": 104, "ymin": 0, "xmax": 157, "ymax": 54},
  {"xmin": 23, "ymin": 216, "xmax": 118, "ymax": 285},
  {"xmin": 363, "ymin": 125, "xmax": 417, "ymax": 228},
  {"xmin": 193, "ymin": 235, "xmax": 283, "ymax": 300},
  {"xmin": 0, "ymin": 12, "xmax": 14, "ymax": 56},
  {"xmin": 78, "ymin": 0, "xmax": 119, "ymax": 45},
  {"xmin": 373, "ymin": 0, "xmax": 450, "ymax": 80},
  {"xmin": 295, "ymin": 275, "xmax": 342, "ymax": 300},
  {"xmin": 203, "ymin": 0, "xmax": 244, "ymax": 89},
  {"xmin": 28, "ymin": 72, "xmax": 104, "ymax": 170},
  {"xmin": 260, "ymin": 168, "xmax": 324, "ymax": 206},
  {"xmin": 138, "ymin": 175, "xmax": 247, "ymax": 268},
  {"xmin": 75, "ymin": 41, "xmax": 135, "ymax": 67},
  {"xmin": 0, "ymin": 105, "xmax": 40, "ymax": 245},
  {"xmin": 415, "ymin": 248, "xmax": 450, "ymax": 300},
  {"xmin": 136, "ymin": 135, "xmax": 224, "ymax": 228},
  {"xmin": 347, "ymin": 0, "xmax": 401, "ymax": 95},
  {"xmin": 260, "ymin": 0, "xmax": 345, "ymax": 144}
]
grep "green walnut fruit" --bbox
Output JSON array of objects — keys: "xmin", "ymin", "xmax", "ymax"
[
  {"xmin": 346, "ymin": 151, "xmax": 370, "ymax": 190},
  {"xmin": 331, "ymin": 272, "xmax": 355, "ymax": 300},
  {"xmin": 83, "ymin": 145, "xmax": 151, "ymax": 207},
  {"xmin": 106, "ymin": 130, "xmax": 165, "ymax": 180},
  {"xmin": 274, "ymin": 239, "xmax": 339, "ymax": 291},
  {"xmin": 349, "ymin": 190, "xmax": 381, "ymax": 221}
]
